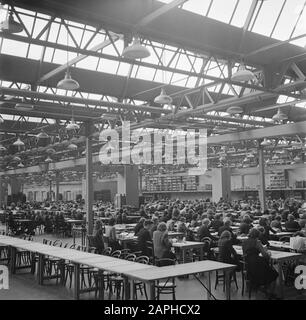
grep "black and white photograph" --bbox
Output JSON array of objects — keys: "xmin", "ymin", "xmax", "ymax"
[{"xmin": 0, "ymin": 0, "xmax": 306, "ymax": 307}]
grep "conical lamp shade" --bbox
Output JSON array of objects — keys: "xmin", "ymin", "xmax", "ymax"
[
  {"xmin": 0, "ymin": 12, "xmax": 24, "ymax": 34},
  {"xmin": 272, "ymin": 108, "xmax": 288, "ymax": 121},
  {"xmin": 261, "ymin": 138, "xmax": 271, "ymax": 146},
  {"xmin": 231, "ymin": 63, "xmax": 255, "ymax": 82},
  {"xmin": 36, "ymin": 131, "xmax": 49, "ymax": 139},
  {"xmin": 66, "ymin": 119, "xmax": 80, "ymax": 130},
  {"xmin": 57, "ymin": 70, "xmax": 79, "ymax": 90},
  {"xmin": 122, "ymin": 38, "xmax": 150, "ymax": 59},
  {"xmin": 154, "ymin": 88, "xmax": 173, "ymax": 104},
  {"xmin": 13, "ymin": 137, "xmax": 25, "ymax": 146},
  {"xmin": 0, "ymin": 115, "xmax": 4, "ymax": 123},
  {"xmin": 67, "ymin": 143, "xmax": 78, "ymax": 150},
  {"xmin": 226, "ymin": 106, "xmax": 243, "ymax": 115},
  {"xmin": 0, "ymin": 144, "xmax": 7, "ymax": 151}
]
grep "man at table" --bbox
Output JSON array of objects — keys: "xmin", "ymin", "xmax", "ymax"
[{"xmin": 138, "ymin": 220, "xmax": 153, "ymax": 256}]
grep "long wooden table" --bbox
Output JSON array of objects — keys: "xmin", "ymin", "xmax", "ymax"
[
  {"xmin": 121, "ymin": 260, "xmax": 236, "ymax": 300},
  {"xmin": 0, "ymin": 235, "xmax": 235, "ymax": 300}
]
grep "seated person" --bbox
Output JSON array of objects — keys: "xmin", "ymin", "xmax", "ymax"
[
  {"xmin": 218, "ymin": 231, "xmax": 241, "ymax": 272},
  {"xmin": 134, "ymin": 217, "xmax": 146, "ymax": 235},
  {"xmin": 153, "ymin": 222, "xmax": 176, "ymax": 260},
  {"xmin": 239, "ymin": 215, "xmax": 253, "ymax": 235},
  {"xmin": 198, "ymin": 218, "xmax": 218, "ymax": 242},
  {"xmin": 294, "ymin": 220, "xmax": 306, "ymax": 237},
  {"xmin": 93, "ymin": 220, "xmax": 104, "ymax": 254},
  {"xmin": 285, "ymin": 214, "xmax": 301, "ymax": 232},
  {"xmin": 210, "ymin": 214, "xmax": 223, "ymax": 231},
  {"xmin": 258, "ymin": 217, "xmax": 276, "ymax": 244},
  {"xmin": 270, "ymin": 215, "xmax": 282, "ymax": 232},
  {"xmin": 104, "ymin": 217, "xmax": 120, "ymax": 250},
  {"xmin": 242, "ymin": 228, "xmax": 279, "ymax": 299},
  {"xmin": 137, "ymin": 220, "xmax": 153, "ymax": 256}
]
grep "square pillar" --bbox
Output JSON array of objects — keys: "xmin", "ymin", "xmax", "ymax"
[
  {"xmin": 211, "ymin": 168, "xmax": 231, "ymax": 203},
  {"xmin": 117, "ymin": 165, "xmax": 139, "ymax": 207}
]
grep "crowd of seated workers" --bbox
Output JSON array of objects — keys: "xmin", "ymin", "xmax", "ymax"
[{"xmin": 1, "ymin": 196, "xmax": 306, "ymax": 299}]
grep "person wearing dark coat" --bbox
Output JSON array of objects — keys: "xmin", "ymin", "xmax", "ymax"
[{"xmin": 242, "ymin": 228, "xmax": 279, "ymax": 299}]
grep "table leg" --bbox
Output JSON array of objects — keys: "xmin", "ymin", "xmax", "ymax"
[
  {"xmin": 200, "ymin": 247, "xmax": 203, "ymax": 261},
  {"xmin": 278, "ymin": 262, "xmax": 284, "ymax": 299},
  {"xmin": 9, "ymin": 246, "xmax": 16, "ymax": 274},
  {"xmin": 149, "ymin": 281, "xmax": 155, "ymax": 300},
  {"xmin": 182, "ymin": 249, "xmax": 186, "ymax": 264},
  {"xmin": 74, "ymin": 263, "xmax": 80, "ymax": 300},
  {"xmin": 225, "ymin": 270, "xmax": 231, "ymax": 300},
  {"xmin": 206, "ymin": 272, "xmax": 211, "ymax": 300},
  {"xmin": 131, "ymin": 280, "xmax": 135, "ymax": 300},
  {"xmin": 59, "ymin": 259, "xmax": 65, "ymax": 286},
  {"xmin": 124, "ymin": 276, "xmax": 130, "ymax": 300},
  {"xmin": 38, "ymin": 254, "xmax": 44, "ymax": 285},
  {"xmin": 98, "ymin": 270, "xmax": 104, "ymax": 300}
]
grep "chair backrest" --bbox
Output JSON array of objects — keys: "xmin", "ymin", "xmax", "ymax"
[
  {"xmin": 63, "ymin": 243, "xmax": 69, "ymax": 248},
  {"xmin": 155, "ymin": 258, "xmax": 176, "ymax": 267},
  {"xmin": 70, "ymin": 244, "xmax": 76, "ymax": 249},
  {"xmin": 111, "ymin": 250, "xmax": 122, "ymax": 258},
  {"xmin": 42, "ymin": 238, "xmax": 48, "ymax": 245},
  {"xmin": 52, "ymin": 239, "xmax": 62, "ymax": 247},
  {"xmin": 120, "ymin": 249, "xmax": 131, "ymax": 259},
  {"xmin": 86, "ymin": 235, "xmax": 96, "ymax": 247},
  {"xmin": 125, "ymin": 254, "xmax": 136, "ymax": 261},
  {"xmin": 136, "ymin": 256, "xmax": 150, "ymax": 265},
  {"xmin": 102, "ymin": 247, "xmax": 112, "ymax": 256}
]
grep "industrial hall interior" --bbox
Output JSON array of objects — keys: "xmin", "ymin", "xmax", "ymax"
[{"xmin": 0, "ymin": 0, "xmax": 306, "ymax": 301}]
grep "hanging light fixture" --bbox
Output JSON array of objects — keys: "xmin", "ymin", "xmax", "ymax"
[
  {"xmin": 13, "ymin": 137, "xmax": 25, "ymax": 146},
  {"xmin": 17, "ymin": 162, "xmax": 24, "ymax": 168},
  {"xmin": 154, "ymin": 88, "xmax": 173, "ymax": 105},
  {"xmin": 0, "ymin": 8, "xmax": 24, "ymax": 34},
  {"xmin": 13, "ymin": 156, "xmax": 21, "ymax": 162},
  {"xmin": 122, "ymin": 36, "xmax": 150, "ymax": 59},
  {"xmin": 226, "ymin": 106, "xmax": 243, "ymax": 115},
  {"xmin": 294, "ymin": 155, "xmax": 301, "ymax": 162},
  {"xmin": 272, "ymin": 108, "xmax": 288, "ymax": 122},
  {"xmin": 45, "ymin": 156, "xmax": 52, "ymax": 163},
  {"xmin": 57, "ymin": 70, "xmax": 79, "ymax": 90},
  {"xmin": 260, "ymin": 138, "xmax": 272, "ymax": 146},
  {"xmin": 57, "ymin": 24, "xmax": 79, "ymax": 90},
  {"xmin": 231, "ymin": 63, "xmax": 255, "ymax": 82},
  {"xmin": 163, "ymin": 104, "xmax": 175, "ymax": 111},
  {"xmin": 67, "ymin": 143, "xmax": 78, "ymax": 150},
  {"xmin": 0, "ymin": 144, "xmax": 6, "ymax": 151},
  {"xmin": 46, "ymin": 148, "xmax": 56, "ymax": 154},
  {"xmin": 36, "ymin": 131, "xmax": 49, "ymax": 139},
  {"xmin": 66, "ymin": 106, "xmax": 80, "ymax": 130}
]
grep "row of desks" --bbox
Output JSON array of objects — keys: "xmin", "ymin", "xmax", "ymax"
[{"xmin": 0, "ymin": 235, "xmax": 235, "ymax": 300}]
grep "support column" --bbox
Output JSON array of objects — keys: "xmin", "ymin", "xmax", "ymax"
[
  {"xmin": 55, "ymin": 171, "xmax": 60, "ymax": 201},
  {"xmin": 117, "ymin": 165, "xmax": 139, "ymax": 207},
  {"xmin": 258, "ymin": 145, "xmax": 266, "ymax": 212},
  {"xmin": 85, "ymin": 122, "xmax": 94, "ymax": 235},
  {"xmin": 211, "ymin": 168, "xmax": 231, "ymax": 203},
  {"xmin": 0, "ymin": 176, "xmax": 4, "ymax": 208},
  {"xmin": 9, "ymin": 178, "xmax": 22, "ymax": 204}
]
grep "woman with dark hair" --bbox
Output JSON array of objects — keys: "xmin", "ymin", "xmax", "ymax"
[
  {"xmin": 93, "ymin": 220, "xmax": 104, "ymax": 254},
  {"xmin": 153, "ymin": 222, "xmax": 176, "ymax": 260},
  {"xmin": 242, "ymin": 228, "xmax": 279, "ymax": 299},
  {"xmin": 218, "ymin": 231, "xmax": 241, "ymax": 271},
  {"xmin": 104, "ymin": 217, "xmax": 119, "ymax": 250}
]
